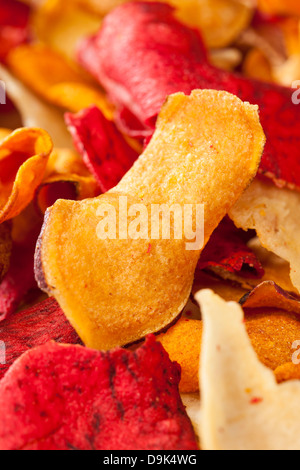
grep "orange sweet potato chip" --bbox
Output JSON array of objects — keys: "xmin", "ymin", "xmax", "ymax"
[
  {"xmin": 258, "ymin": 0, "xmax": 300, "ymax": 17},
  {"xmin": 0, "ymin": 128, "xmax": 53, "ymax": 223},
  {"xmin": 6, "ymin": 44, "xmax": 113, "ymax": 118},
  {"xmin": 274, "ymin": 363, "xmax": 300, "ymax": 384},
  {"xmin": 36, "ymin": 90, "xmax": 265, "ymax": 351}
]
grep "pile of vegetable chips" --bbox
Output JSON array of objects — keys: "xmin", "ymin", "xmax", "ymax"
[{"xmin": 1, "ymin": 0, "xmax": 300, "ymax": 451}]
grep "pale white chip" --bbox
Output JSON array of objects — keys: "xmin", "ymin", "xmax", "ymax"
[
  {"xmin": 230, "ymin": 179, "xmax": 300, "ymax": 293},
  {"xmin": 195, "ymin": 289, "xmax": 300, "ymax": 451}
]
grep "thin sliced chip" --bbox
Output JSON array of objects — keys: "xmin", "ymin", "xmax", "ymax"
[
  {"xmin": 65, "ymin": 106, "xmax": 139, "ymax": 193},
  {"xmin": 274, "ymin": 363, "xmax": 300, "ymax": 384},
  {"xmin": 0, "ymin": 65, "xmax": 73, "ymax": 148},
  {"xmin": 241, "ymin": 281, "xmax": 300, "ymax": 313},
  {"xmin": 32, "ymin": 0, "xmax": 102, "ymax": 60},
  {"xmin": 0, "ymin": 336, "xmax": 198, "ymax": 450},
  {"xmin": 198, "ymin": 217, "xmax": 264, "ymax": 279},
  {"xmin": 78, "ymin": 2, "xmax": 300, "ymax": 189},
  {"xmin": 7, "ymin": 44, "xmax": 114, "ymax": 119},
  {"xmin": 229, "ymin": 179, "xmax": 300, "ymax": 293},
  {"xmin": 196, "ymin": 289, "xmax": 300, "ymax": 450},
  {"xmin": 36, "ymin": 148, "xmax": 99, "ymax": 213},
  {"xmin": 0, "ymin": 222, "xmax": 11, "ymax": 282},
  {"xmin": 0, "ymin": 127, "xmax": 53, "ymax": 223},
  {"xmin": 36, "ymin": 90, "xmax": 265, "ymax": 350},
  {"xmin": 243, "ymin": 48, "xmax": 274, "ymax": 83},
  {"xmin": 158, "ymin": 318, "xmax": 202, "ymax": 393},
  {"xmin": 0, "ymin": 297, "xmax": 81, "ymax": 380}
]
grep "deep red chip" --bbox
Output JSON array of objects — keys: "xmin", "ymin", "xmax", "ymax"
[
  {"xmin": 0, "ymin": 336, "xmax": 198, "ymax": 450},
  {"xmin": 77, "ymin": 1, "xmax": 300, "ymax": 190},
  {"xmin": 0, "ymin": 0, "xmax": 31, "ymax": 62},
  {"xmin": 65, "ymin": 106, "xmax": 139, "ymax": 193}
]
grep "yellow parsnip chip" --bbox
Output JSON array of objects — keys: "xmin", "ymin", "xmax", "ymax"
[
  {"xmin": 196, "ymin": 289, "xmax": 300, "ymax": 451},
  {"xmin": 36, "ymin": 90, "xmax": 265, "ymax": 350},
  {"xmin": 0, "ymin": 128, "xmax": 53, "ymax": 223},
  {"xmin": 230, "ymin": 179, "xmax": 300, "ymax": 294}
]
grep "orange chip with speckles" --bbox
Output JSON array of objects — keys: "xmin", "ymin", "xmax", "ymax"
[{"xmin": 0, "ymin": 128, "xmax": 53, "ymax": 223}]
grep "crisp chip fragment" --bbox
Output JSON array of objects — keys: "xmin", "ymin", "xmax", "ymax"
[
  {"xmin": 0, "ymin": 127, "xmax": 53, "ymax": 223},
  {"xmin": 36, "ymin": 90, "xmax": 265, "ymax": 350},
  {"xmin": 6, "ymin": 44, "xmax": 113, "ymax": 119},
  {"xmin": 65, "ymin": 106, "xmax": 139, "ymax": 193},
  {"xmin": 196, "ymin": 289, "xmax": 300, "ymax": 451},
  {"xmin": 158, "ymin": 318, "xmax": 202, "ymax": 393},
  {"xmin": 0, "ymin": 336, "xmax": 198, "ymax": 450},
  {"xmin": 78, "ymin": 2, "xmax": 300, "ymax": 189},
  {"xmin": 229, "ymin": 179, "xmax": 300, "ymax": 293},
  {"xmin": 0, "ymin": 65, "xmax": 73, "ymax": 148},
  {"xmin": 0, "ymin": 297, "xmax": 81, "ymax": 380},
  {"xmin": 241, "ymin": 281, "xmax": 300, "ymax": 313},
  {"xmin": 198, "ymin": 217, "xmax": 264, "ymax": 279},
  {"xmin": 36, "ymin": 148, "xmax": 99, "ymax": 214},
  {"xmin": 274, "ymin": 363, "xmax": 300, "ymax": 384},
  {"xmin": 0, "ymin": 222, "xmax": 11, "ymax": 282}
]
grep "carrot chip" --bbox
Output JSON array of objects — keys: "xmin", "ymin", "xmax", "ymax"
[{"xmin": 0, "ymin": 127, "xmax": 53, "ymax": 223}]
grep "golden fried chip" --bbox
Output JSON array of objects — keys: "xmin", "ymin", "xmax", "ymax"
[
  {"xmin": 36, "ymin": 90, "xmax": 265, "ymax": 350},
  {"xmin": 243, "ymin": 48, "xmax": 274, "ymax": 83},
  {"xmin": 230, "ymin": 179, "xmax": 300, "ymax": 294},
  {"xmin": 0, "ymin": 128, "xmax": 53, "ymax": 223},
  {"xmin": 0, "ymin": 65, "xmax": 73, "ymax": 149},
  {"xmin": 33, "ymin": 0, "xmax": 101, "ymax": 59},
  {"xmin": 158, "ymin": 319, "xmax": 202, "ymax": 393},
  {"xmin": 196, "ymin": 289, "xmax": 300, "ymax": 451},
  {"xmin": 7, "ymin": 45, "xmax": 113, "ymax": 120}
]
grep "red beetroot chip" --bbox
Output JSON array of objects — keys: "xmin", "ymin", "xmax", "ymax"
[
  {"xmin": 198, "ymin": 218, "xmax": 264, "ymax": 279},
  {"xmin": 0, "ymin": 0, "xmax": 31, "ymax": 62},
  {"xmin": 65, "ymin": 106, "xmax": 139, "ymax": 193},
  {"xmin": 77, "ymin": 1, "xmax": 300, "ymax": 190},
  {"xmin": 0, "ymin": 297, "xmax": 81, "ymax": 380},
  {"xmin": 0, "ymin": 336, "xmax": 198, "ymax": 450}
]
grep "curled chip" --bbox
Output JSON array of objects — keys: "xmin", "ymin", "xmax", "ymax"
[
  {"xmin": 0, "ymin": 127, "xmax": 53, "ymax": 223},
  {"xmin": 196, "ymin": 289, "xmax": 300, "ymax": 451},
  {"xmin": 7, "ymin": 44, "xmax": 113, "ymax": 119},
  {"xmin": 0, "ymin": 297, "xmax": 81, "ymax": 380},
  {"xmin": 241, "ymin": 281, "xmax": 300, "ymax": 313},
  {"xmin": 198, "ymin": 217, "xmax": 264, "ymax": 279},
  {"xmin": 36, "ymin": 148, "xmax": 99, "ymax": 214},
  {"xmin": 229, "ymin": 179, "xmax": 300, "ymax": 293},
  {"xmin": 78, "ymin": 2, "xmax": 300, "ymax": 189},
  {"xmin": 36, "ymin": 90, "xmax": 265, "ymax": 350},
  {"xmin": 0, "ymin": 222, "xmax": 11, "ymax": 282},
  {"xmin": 0, "ymin": 336, "xmax": 198, "ymax": 450},
  {"xmin": 65, "ymin": 106, "xmax": 139, "ymax": 192}
]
